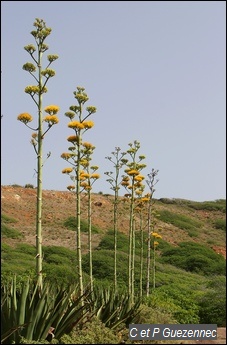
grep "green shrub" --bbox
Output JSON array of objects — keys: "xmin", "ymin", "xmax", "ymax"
[
  {"xmin": 198, "ymin": 276, "xmax": 226, "ymax": 326},
  {"xmin": 16, "ymin": 243, "xmax": 36, "ymax": 256},
  {"xmin": 42, "ymin": 263, "xmax": 78, "ymax": 286},
  {"xmin": 60, "ymin": 317, "xmax": 119, "ymax": 344},
  {"xmin": 98, "ymin": 230, "xmax": 129, "ymax": 253},
  {"xmin": 145, "ymin": 284, "xmax": 200, "ymax": 324},
  {"xmin": 64, "ymin": 216, "xmax": 100, "ymax": 233},
  {"xmin": 214, "ymin": 218, "xmax": 226, "ymax": 231},
  {"xmin": 157, "ymin": 210, "xmax": 202, "ymax": 234},
  {"xmin": 160, "ymin": 242, "xmax": 226, "ymax": 275},
  {"xmin": 24, "ymin": 183, "xmax": 35, "ymax": 188},
  {"xmin": 188, "ymin": 199, "xmax": 226, "ymax": 212},
  {"xmin": 43, "ymin": 245, "xmax": 77, "ymax": 263},
  {"xmin": 1, "ymin": 224, "xmax": 23, "ymax": 239},
  {"xmin": 135, "ymin": 304, "xmax": 177, "ymax": 325},
  {"xmin": 159, "ymin": 198, "xmax": 226, "ymax": 212}
]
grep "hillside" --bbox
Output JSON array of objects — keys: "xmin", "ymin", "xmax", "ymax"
[
  {"xmin": 1, "ymin": 185, "xmax": 226, "ymax": 258},
  {"xmin": 1, "ymin": 184, "xmax": 226, "ymax": 341}
]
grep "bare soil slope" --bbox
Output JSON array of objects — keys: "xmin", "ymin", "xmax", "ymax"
[{"xmin": 1, "ymin": 185, "xmax": 226, "ymax": 259}]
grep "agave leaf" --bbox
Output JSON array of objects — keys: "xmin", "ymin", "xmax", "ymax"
[{"xmin": 18, "ymin": 278, "xmax": 30, "ymax": 326}]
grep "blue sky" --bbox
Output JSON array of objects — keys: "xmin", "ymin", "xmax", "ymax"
[{"xmin": 1, "ymin": 1, "xmax": 226, "ymax": 201}]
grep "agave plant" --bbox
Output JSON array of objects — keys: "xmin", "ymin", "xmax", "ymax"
[
  {"xmin": 1, "ymin": 276, "xmax": 92, "ymax": 344},
  {"xmin": 92, "ymin": 287, "xmax": 141, "ymax": 330}
]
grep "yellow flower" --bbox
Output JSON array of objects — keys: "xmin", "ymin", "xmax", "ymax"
[
  {"xmin": 83, "ymin": 142, "xmax": 94, "ymax": 149},
  {"xmin": 68, "ymin": 121, "xmax": 84, "ymax": 129},
  {"xmin": 85, "ymin": 185, "xmax": 92, "ymax": 190},
  {"xmin": 80, "ymin": 181, "xmax": 89, "ymax": 188},
  {"xmin": 135, "ymin": 182, "xmax": 143, "ymax": 188},
  {"xmin": 152, "ymin": 232, "xmax": 162, "ymax": 239},
  {"xmin": 41, "ymin": 69, "xmax": 55, "ymax": 77},
  {"xmin": 67, "ymin": 135, "xmax": 79, "ymax": 143},
  {"xmin": 61, "ymin": 153, "xmax": 71, "ymax": 160},
  {"xmin": 44, "ymin": 105, "xmax": 60, "ymax": 115},
  {"xmin": 121, "ymin": 181, "xmax": 130, "ymax": 186},
  {"xmin": 83, "ymin": 120, "xmax": 94, "ymax": 129},
  {"xmin": 80, "ymin": 172, "xmax": 90, "ymax": 178},
  {"xmin": 135, "ymin": 190, "xmax": 143, "ymax": 195},
  {"xmin": 24, "ymin": 85, "xmax": 40, "ymax": 94},
  {"xmin": 154, "ymin": 241, "xmax": 159, "ymax": 246},
  {"xmin": 17, "ymin": 113, "xmax": 33, "ymax": 124},
  {"xmin": 62, "ymin": 167, "xmax": 73, "ymax": 174},
  {"xmin": 90, "ymin": 173, "xmax": 100, "ymax": 179},
  {"xmin": 127, "ymin": 169, "xmax": 140, "ymax": 176},
  {"xmin": 134, "ymin": 175, "xmax": 145, "ymax": 181},
  {"xmin": 141, "ymin": 197, "xmax": 149, "ymax": 202},
  {"xmin": 43, "ymin": 115, "xmax": 59, "ymax": 124}
]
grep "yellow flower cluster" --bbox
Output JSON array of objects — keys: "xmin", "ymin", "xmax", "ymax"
[
  {"xmin": 62, "ymin": 167, "xmax": 73, "ymax": 174},
  {"xmin": 44, "ymin": 105, "xmax": 60, "ymax": 115},
  {"xmin": 135, "ymin": 190, "xmax": 143, "ymax": 195},
  {"xmin": 152, "ymin": 232, "xmax": 162, "ymax": 239},
  {"xmin": 80, "ymin": 181, "xmax": 89, "ymax": 188},
  {"xmin": 43, "ymin": 115, "xmax": 59, "ymax": 124},
  {"xmin": 90, "ymin": 173, "xmax": 100, "ymax": 179},
  {"xmin": 17, "ymin": 113, "xmax": 33, "ymax": 124},
  {"xmin": 68, "ymin": 121, "xmax": 84, "ymax": 130},
  {"xmin": 61, "ymin": 153, "xmax": 72, "ymax": 160},
  {"xmin": 24, "ymin": 85, "xmax": 40, "ymax": 94},
  {"xmin": 83, "ymin": 120, "xmax": 94, "ymax": 129},
  {"xmin": 141, "ymin": 197, "xmax": 149, "ymax": 202},
  {"xmin": 83, "ymin": 142, "xmax": 94, "ymax": 149},
  {"xmin": 134, "ymin": 175, "xmax": 145, "ymax": 182},
  {"xmin": 80, "ymin": 172, "xmax": 90, "ymax": 179},
  {"xmin": 127, "ymin": 169, "xmax": 140, "ymax": 176},
  {"xmin": 67, "ymin": 135, "xmax": 79, "ymax": 143},
  {"xmin": 121, "ymin": 181, "xmax": 130, "ymax": 187}
]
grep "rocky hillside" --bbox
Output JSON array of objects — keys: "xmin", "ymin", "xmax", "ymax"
[{"xmin": 1, "ymin": 185, "xmax": 226, "ymax": 258}]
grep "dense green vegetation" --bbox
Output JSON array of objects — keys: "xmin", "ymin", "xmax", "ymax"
[
  {"xmin": 2, "ymin": 198, "xmax": 226, "ymax": 343},
  {"xmin": 159, "ymin": 198, "xmax": 226, "ymax": 212},
  {"xmin": 64, "ymin": 216, "xmax": 100, "ymax": 234},
  {"xmin": 157, "ymin": 209, "xmax": 202, "ymax": 237}
]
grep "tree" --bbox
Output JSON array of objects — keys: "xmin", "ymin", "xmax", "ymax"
[
  {"xmin": 61, "ymin": 87, "xmax": 97, "ymax": 301},
  {"xmin": 17, "ymin": 18, "xmax": 59, "ymax": 289}
]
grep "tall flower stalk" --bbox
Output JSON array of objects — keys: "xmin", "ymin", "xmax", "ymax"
[
  {"xmin": 105, "ymin": 147, "xmax": 128, "ymax": 291},
  {"xmin": 145, "ymin": 169, "xmax": 159, "ymax": 296},
  {"xmin": 121, "ymin": 140, "xmax": 146, "ymax": 303},
  {"xmin": 135, "ymin": 194, "xmax": 149, "ymax": 298},
  {"xmin": 80, "ymin": 143, "xmax": 100, "ymax": 291},
  {"xmin": 151, "ymin": 231, "xmax": 162, "ymax": 289},
  {"xmin": 17, "ymin": 18, "xmax": 59, "ymax": 289},
  {"xmin": 61, "ymin": 87, "xmax": 96, "ymax": 300}
]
